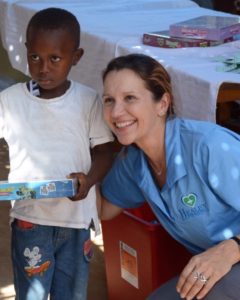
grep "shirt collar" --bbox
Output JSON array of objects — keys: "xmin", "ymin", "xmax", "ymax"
[{"xmin": 165, "ymin": 117, "xmax": 187, "ymax": 189}]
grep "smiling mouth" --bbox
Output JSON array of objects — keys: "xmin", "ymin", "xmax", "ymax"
[{"xmin": 115, "ymin": 120, "xmax": 136, "ymax": 129}]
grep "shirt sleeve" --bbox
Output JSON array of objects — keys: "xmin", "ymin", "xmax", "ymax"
[
  {"xmin": 205, "ymin": 128, "xmax": 240, "ymax": 211},
  {"xmin": 89, "ymin": 94, "xmax": 113, "ymax": 148},
  {"xmin": 101, "ymin": 149, "xmax": 146, "ymax": 208}
]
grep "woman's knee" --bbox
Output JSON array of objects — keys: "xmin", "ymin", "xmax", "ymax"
[
  {"xmin": 146, "ymin": 277, "xmax": 181, "ymax": 300},
  {"xmin": 147, "ymin": 264, "xmax": 240, "ymax": 300},
  {"xmin": 204, "ymin": 263, "xmax": 240, "ymax": 300}
]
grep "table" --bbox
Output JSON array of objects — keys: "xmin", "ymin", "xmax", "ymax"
[
  {"xmin": 0, "ymin": 0, "xmax": 240, "ymax": 122},
  {"xmin": 116, "ymin": 36, "xmax": 240, "ymax": 122}
]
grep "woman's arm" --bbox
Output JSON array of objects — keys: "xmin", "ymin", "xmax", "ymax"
[{"xmin": 96, "ymin": 184, "xmax": 123, "ymax": 220}]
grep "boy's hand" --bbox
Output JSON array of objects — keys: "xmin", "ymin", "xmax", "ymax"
[
  {"xmin": 69, "ymin": 172, "xmax": 91, "ymax": 200},
  {"xmin": 69, "ymin": 142, "xmax": 115, "ymax": 201}
]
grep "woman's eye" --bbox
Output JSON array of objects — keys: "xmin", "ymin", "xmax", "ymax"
[
  {"xmin": 30, "ymin": 54, "xmax": 39, "ymax": 62},
  {"xmin": 103, "ymin": 97, "xmax": 114, "ymax": 106},
  {"xmin": 125, "ymin": 95, "xmax": 135, "ymax": 101},
  {"xmin": 51, "ymin": 56, "xmax": 61, "ymax": 63}
]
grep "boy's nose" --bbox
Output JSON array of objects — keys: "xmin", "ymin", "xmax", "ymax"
[{"xmin": 39, "ymin": 60, "xmax": 49, "ymax": 73}]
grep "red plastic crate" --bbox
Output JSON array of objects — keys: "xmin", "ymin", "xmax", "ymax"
[{"xmin": 101, "ymin": 203, "xmax": 191, "ymax": 300}]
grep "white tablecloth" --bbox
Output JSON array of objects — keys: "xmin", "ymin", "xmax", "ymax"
[
  {"xmin": 116, "ymin": 37, "xmax": 240, "ymax": 121},
  {"xmin": 0, "ymin": 0, "xmax": 239, "ymax": 121}
]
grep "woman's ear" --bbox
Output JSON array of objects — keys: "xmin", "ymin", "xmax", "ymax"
[
  {"xmin": 72, "ymin": 48, "xmax": 84, "ymax": 66},
  {"xmin": 157, "ymin": 93, "xmax": 171, "ymax": 117}
]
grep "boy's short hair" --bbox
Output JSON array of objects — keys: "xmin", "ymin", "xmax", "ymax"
[{"xmin": 26, "ymin": 7, "xmax": 80, "ymax": 48}]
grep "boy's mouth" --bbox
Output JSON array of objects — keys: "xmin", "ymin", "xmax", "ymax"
[
  {"xmin": 37, "ymin": 79, "xmax": 53, "ymax": 88},
  {"xmin": 38, "ymin": 78, "xmax": 51, "ymax": 84}
]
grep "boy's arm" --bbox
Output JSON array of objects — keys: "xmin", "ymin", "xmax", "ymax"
[{"xmin": 70, "ymin": 142, "xmax": 115, "ymax": 200}]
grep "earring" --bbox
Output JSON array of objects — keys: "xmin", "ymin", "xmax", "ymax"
[{"xmin": 158, "ymin": 111, "xmax": 165, "ymax": 117}]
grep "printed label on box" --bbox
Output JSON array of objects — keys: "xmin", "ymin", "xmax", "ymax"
[
  {"xmin": 120, "ymin": 241, "xmax": 138, "ymax": 288},
  {"xmin": 0, "ymin": 179, "xmax": 77, "ymax": 201}
]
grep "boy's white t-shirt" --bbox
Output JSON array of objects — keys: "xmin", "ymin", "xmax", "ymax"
[{"xmin": 0, "ymin": 80, "xmax": 113, "ymax": 233}]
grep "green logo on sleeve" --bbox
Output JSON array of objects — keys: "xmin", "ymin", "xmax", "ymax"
[{"xmin": 182, "ymin": 194, "xmax": 196, "ymax": 207}]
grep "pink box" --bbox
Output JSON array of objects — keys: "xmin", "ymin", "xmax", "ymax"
[
  {"xmin": 142, "ymin": 30, "xmax": 234, "ymax": 48},
  {"xmin": 169, "ymin": 15, "xmax": 240, "ymax": 41}
]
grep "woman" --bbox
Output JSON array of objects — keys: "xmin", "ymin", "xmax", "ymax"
[{"xmin": 99, "ymin": 53, "xmax": 240, "ymax": 300}]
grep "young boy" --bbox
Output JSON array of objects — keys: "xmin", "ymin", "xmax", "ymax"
[{"xmin": 0, "ymin": 7, "xmax": 114, "ymax": 300}]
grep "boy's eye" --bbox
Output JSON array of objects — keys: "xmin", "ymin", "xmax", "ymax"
[
  {"xmin": 51, "ymin": 56, "xmax": 61, "ymax": 63},
  {"xmin": 30, "ymin": 54, "xmax": 40, "ymax": 62}
]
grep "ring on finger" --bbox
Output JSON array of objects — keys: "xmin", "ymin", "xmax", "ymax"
[
  {"xmin": 199, "ymin": 273, "xmax": 208, "ymax": 284},
  {"xmin": 193, "ymin": 271, "xmax": 201, "ymax": 279},
  {"xmin": 193, "ymin": 271, "xmax": 208, "ymax": 285}
]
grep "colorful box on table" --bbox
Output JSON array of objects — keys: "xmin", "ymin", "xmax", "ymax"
[
  {"xmin": 169, "ymin": 15, "xmax": 240, "ymax": 41},
  {"xmin": 0, "ymin": 179, "xmax": 77, "ymax": 201},
  {"xmin": 142, "ymin": 30, "xmax": 234, "ymax": 48}
]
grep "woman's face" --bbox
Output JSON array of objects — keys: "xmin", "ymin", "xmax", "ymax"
[{"xmin": 103, "ymin": 69, "xmax": 165, "ymax": 147}]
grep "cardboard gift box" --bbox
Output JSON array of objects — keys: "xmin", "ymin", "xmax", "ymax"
[
  {"xmin": 169, "ymin": 15, "xmax": 240, "ymax": 40},
  {"xmin": 0, "ymin": 179, "xmax": 78, "ymax": 201},
  {"xmin": 142, "ymin": 30, "xmax": 234, "ymax": 48}
]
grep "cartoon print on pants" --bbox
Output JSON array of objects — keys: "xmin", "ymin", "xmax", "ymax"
[
  {"xmin": 84, "ymin": 239, "xmax": 93, "ymax": 262},
  {"xmin": 24, "ymin": 246, "xmax": 50, "ymax": 277}
]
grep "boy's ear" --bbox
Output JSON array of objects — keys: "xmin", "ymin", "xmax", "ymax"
[
  {"xmin": 156, "ymin": 93, "xmax": 171, "ymax": 117},
  {"xmin": 72, "ymin": 48, "xmax": 84, "ymax": 66}
]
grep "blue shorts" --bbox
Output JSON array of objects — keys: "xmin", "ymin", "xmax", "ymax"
[{"xmin": 11, "ymin": 220, "xmax": 93, "ymax": 300}]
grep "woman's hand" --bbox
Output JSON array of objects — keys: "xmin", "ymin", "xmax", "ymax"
[
  {"xmin": 69, "ymin": 172, "xmax": 91, "ymax": 200},
  {"xmin": 176, "ymin": 239, "xmax": 240, "ymax": 300}
]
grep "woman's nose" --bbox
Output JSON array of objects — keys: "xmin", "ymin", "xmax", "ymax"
[{"xmin": 111, "ymin": 102, "xmax": 124, "ymax": 118}]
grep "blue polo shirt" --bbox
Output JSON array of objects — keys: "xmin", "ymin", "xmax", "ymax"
[{"xmin": 101, "ymin": 117, "xmax": 240, "ymax": 254}]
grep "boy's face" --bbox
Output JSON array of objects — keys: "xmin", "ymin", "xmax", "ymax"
[{"xmin": 26, "ymin": 28, "xmax": 83, "ymax": 98}]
